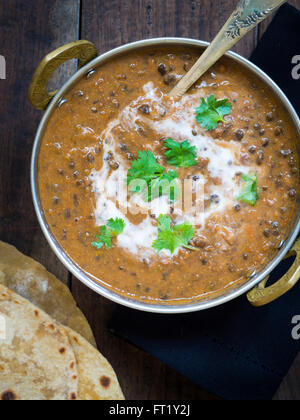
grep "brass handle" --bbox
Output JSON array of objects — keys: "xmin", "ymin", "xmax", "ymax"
[
  {"xmin": 28, "ymin": 40, "xmax": 98, "ymax": 110},
  {"xmin": 170, "ymin": 0, "xmax": 286, "ymax": 97},
  {"xmin": 247, "ymin": 239, "xmax": 300, "ymax": 307}
]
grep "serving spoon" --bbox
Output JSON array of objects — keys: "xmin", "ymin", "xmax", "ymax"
[{"xmin": 170, "ymin": 0, "xmax": 287, "ymax": 97}]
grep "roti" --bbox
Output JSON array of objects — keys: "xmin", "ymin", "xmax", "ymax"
[
  {"xmin": 64, "ymin": 327, "xmax": 125, "ymax": 400},
  {"xmin": 0, "ymin": 284, "xmax": 78, "ymax": 401},
  {"xmin": 0, "ymin": 242, "xmax": 125, "ymax": 400},
  {"xmin": 0, "ymin": 240, "xmax": 95, "ymax": 346}
]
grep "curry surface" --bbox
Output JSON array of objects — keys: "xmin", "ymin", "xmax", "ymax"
[{"xmin": 38, "ymin": 47, "xmax": 299, "ymax": 304}]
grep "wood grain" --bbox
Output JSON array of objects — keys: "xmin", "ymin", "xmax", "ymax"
[
  {"xmin": 80, "ymin": 0, "xmax": 257, "ymax": 57},
  {"xmin": 0, "ymin": 0, "xmax": 80, "ymax": 283}
]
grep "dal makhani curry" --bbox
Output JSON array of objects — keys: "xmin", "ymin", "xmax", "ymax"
[{"xmin": 38, "ymin": 47, "xmax": 299, "ymax": 304}]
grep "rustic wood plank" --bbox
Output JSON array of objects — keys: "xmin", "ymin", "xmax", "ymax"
[
  {"xmin": 0, "ymin": 0, "xmax": 80, "ymax": 282},
  {"xmin": 80, "ymin": 0, "xmax": 257, "ymax": 57}
]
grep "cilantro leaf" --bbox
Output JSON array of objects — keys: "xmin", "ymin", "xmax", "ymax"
[
  {"xmin": 127, "ymin": 151, "xmax": 164, "ymax": 191},
  {"xmin": 152, "ymin": 215, "xmax": 197, "ymax": 254},
  {"xmin": 92, "ymin": 218, "xmax": 125, "ymax": 250},
  {"xmin": 127, "ymin": 150, "xmax": 179, "ymax": 202},
  {"xmin": 235, "ymin": 173, "xmax": 260, "ymax": 206},
  {"xmin": 107, "ymin": 218, "xmax": 125, "ymax": 235},
  {"xmin": 195, "ymin": 95, "xmax": 232, "ymax": 131},
  {"xmin": 160, "ymin": 170, "xmax": 179, "ymax": 183},
  {"xmin": 164, "ymin": 138, "xmax": 198, "ymax": 168},
  {"xmin": 143, "ymin": 170, "xmax": 180, "ymax": 202}
]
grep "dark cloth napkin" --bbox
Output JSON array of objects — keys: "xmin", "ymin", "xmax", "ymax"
[
  {"xmin": 250, "ymin": 3, "xmax": 300, "ymax": 112},
  {"xmin": 109, "ymin": 4, "xmax": 300, "ymax": 401}
]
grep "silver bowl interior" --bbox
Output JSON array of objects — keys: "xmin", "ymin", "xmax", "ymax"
[{"xmin": 31, "ymin": 38, "xmax": 300, "ymax": 314}]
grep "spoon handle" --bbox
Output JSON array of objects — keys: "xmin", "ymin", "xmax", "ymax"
[{"xmin": 170, "ymin": 0, "xmax": 286, "ymax": 97}]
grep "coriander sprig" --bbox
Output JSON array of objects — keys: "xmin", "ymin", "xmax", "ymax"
[
  {"xmin": 152, "ymin": 215, "xmax": 197, "ymax": 254},
  {"xmin": 127, "ymin": 150, "xmax": 165, "ymax": 190},
  {"xmin": 92, "ymin": 218, "xmax": 125, "ymax": 250},
  {"xmin": 127, "ymin": 150, "xmax": 179, "ymax": 202},
  {"xmin": 235, "ymin": 173, "xmax": 260, "ymax": 206},
  {"xmin": 164, "ymin": 138, "xmax": 198, "ymax": 168},
  {"xmin": 195, "ymin": 95, "xmax": 232, "ymax": 131}
]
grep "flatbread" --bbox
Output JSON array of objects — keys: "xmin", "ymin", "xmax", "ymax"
[
  {"xmin": 0, "ymin": 240, "xmax": 95, "ymax": 346},
  {"xmin": 64, "ymin": 327, "xmax": 125, "ymax": 400},
  {"xmin": 0, "ymin": 284, "xmax": 78, "ymax": 401},
  {"xmin": 0, "ymin": 242, "xmax": 125, "ymax": 400}
]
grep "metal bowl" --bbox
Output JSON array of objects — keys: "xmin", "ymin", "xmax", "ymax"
[{"xmin": 30, "ymin": 38, "xmax": 300, "ymax": 313}]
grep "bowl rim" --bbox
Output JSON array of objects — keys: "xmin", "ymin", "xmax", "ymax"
[{"xmin": 31, "ymin": 37, "xmax": 300, "ymax": 314}]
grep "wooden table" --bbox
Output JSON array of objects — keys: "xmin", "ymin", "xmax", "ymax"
[{"xmin": 0, "ymin": 0, "xmax": 299, "ymax": 400}]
